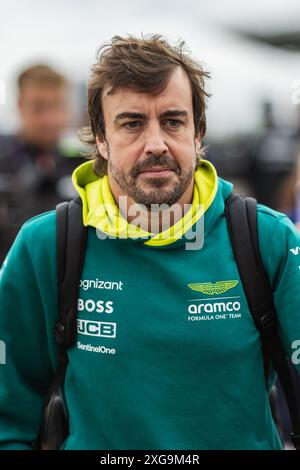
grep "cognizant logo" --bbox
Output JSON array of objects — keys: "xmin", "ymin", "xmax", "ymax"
[{"xmin": 79, "ymin": 278, "xmax": 123, "ymax": 291}]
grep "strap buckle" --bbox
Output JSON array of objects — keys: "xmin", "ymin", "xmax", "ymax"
[
  {"xmin": 253, "ymin": 306, "xmax": 278, "ymax": 337},
  {"xmin": 54, "ymin": 309, "xmax": 77, "ymax": 347}
]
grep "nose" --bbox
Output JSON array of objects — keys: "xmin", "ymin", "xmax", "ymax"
[{"xmin": 143, "ymin": 121, "xmax": 169, "ymax": 155}]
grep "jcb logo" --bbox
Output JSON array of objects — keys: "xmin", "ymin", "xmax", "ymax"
[{"xmin": 77, "ymin": 319, "xmax": 116, "ymax": 338}]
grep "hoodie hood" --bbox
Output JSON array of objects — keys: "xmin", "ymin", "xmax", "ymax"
[{"xmin": 72, "ymin": 159, "xmax": 233, "ymax": 249}]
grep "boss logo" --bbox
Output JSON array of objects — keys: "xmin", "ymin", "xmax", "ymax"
[{"xmin": 78, "ymin": 298, "xmax": 114, "ymax": 314}]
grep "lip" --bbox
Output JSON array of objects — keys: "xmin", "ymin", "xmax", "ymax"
[{"xmin": 139, "ymin": 168, "xmax": 175, "ymax": 177}]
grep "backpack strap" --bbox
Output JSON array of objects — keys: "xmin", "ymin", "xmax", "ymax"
[
  {"xmin": 225, "ymin": 191, "xmax": 300, "ymax": 450},
  {"xmin": 54, "ymin": 196, "xmax": 87, "ymax": 348},
  {"xmin": 35, "ymin": 196, "xmax": 87, "ymax": 449}
]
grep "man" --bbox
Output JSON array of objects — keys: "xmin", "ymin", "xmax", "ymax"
[
  {"xmin": 0, "ymin": 64, "xmax": 83, "ymax": 263},
  {"xmin": 0, "ymin": 34, "xmax": 300, "ymax": 450},
  {"xmin": 248, "ymin": 101, "xmax": 299, "ymax": 210}
]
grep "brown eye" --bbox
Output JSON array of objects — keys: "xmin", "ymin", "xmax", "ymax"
[{"xmin": 125, "ymin": 121, "xmax": 141, "ymax": 129}]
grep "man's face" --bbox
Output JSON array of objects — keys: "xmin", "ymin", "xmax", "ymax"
[
  {"xmin": 97, "ymin": 66, "xmax": 201, "ymax": 208},
  {"xmin": 18, "ymin": 84, "xmax": 70, "ymax": 148}
]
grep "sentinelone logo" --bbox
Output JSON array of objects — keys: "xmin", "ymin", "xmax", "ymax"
[{"xmin": 77, "ymin": 341, "xmax": 116, "ymax": 355}]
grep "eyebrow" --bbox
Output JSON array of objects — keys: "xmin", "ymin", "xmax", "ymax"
[{"xmin": 114, "ymin": 109, "xmax": 188, "ymax": 123}]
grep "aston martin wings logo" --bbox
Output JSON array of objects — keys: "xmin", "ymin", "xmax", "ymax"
[{"xmin": 188, "ymin": 280, "xmax": 238, "ymax": 295}]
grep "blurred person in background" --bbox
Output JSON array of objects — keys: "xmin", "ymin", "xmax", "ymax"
[
  {"xmin": 0, "ymin": 64, "xmax": 83, "ymax": 263},
  {"xmin": 277, "ymin": 106, "xmax": 300, "ymax": 227},
  {"xmin": 248, "ymin": 101, "xmax": 299, "ymax": 209},
  {"xmin": 277, "ymin": 152, "xmax": 300, "ymax": 227}
]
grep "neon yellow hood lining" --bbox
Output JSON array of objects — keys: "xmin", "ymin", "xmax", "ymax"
[{"xmin": 72, "ymin": 159, "xmax": 218, "ymax": 247}]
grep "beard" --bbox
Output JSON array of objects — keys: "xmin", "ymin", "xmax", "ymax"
[{"xmin": 107, "ymin": 151, "xmax": 196, "ymax": 209}]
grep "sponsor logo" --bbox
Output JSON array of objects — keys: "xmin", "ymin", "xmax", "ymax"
[
  {"xmin": 78, "ymin": 298, "xmax": 113, "ymax": 314},
  {"xmin": 290, "ymin": 247, "xmax": 300, "ymax": 256},
  {"xmin": 77, "ymin": 319, "xmax": 116, "ymax": 338},
  {"xmin": 187, "ymin": 312, "xmax": 241, "ymax": 321},
  {"xmin": 188, "ymin": 280, "xmax": 238, "ymax": 295},
  {"xmin": 79, "ymin": 278, "xmax": 123, "ymax": 291},
  {"xmin": 187, "ymin": 298, "xmax": 242, "ymax": 322},
  {"xmin": 186, "ymin": 279, "xmax": 242, "ymax": 322},
  {"xmin": 77, "ymin": 341, "xmax": 116, "ymax": 355},
  {"xmin": 188, "ymin": 300, "xmax": 241, "ymax": 314}
]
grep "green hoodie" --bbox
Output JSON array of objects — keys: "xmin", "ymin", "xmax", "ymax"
[{"xmin": 0, "ymin": 159, "xmax": 300, "ymax": 450}]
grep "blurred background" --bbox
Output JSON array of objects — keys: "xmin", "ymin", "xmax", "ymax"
[{"xmin": 1, "ymin": 0, "xmax": 300, "ymax": 448}]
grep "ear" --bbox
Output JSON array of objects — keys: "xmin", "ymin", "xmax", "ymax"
[{"xmin": 96, "ymin": 135, "xmax": 109, "ymax": 160}]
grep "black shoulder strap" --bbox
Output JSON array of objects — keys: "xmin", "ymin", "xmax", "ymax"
[
  {"xmin": 54, "ymin": 195, "xmax": 87, "ymax": 348},
  {"xmin": 225, "ymin": 191, "xmax": 300, "ymax": 450},
  {"xmin": 35, "ymin": 196, "xmax": 87, "ymax": 450}
]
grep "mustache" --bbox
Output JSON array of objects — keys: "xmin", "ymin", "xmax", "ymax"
[{"xmin": 131, "ymin": 154, "xmax": 180, "ymax": 178}]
